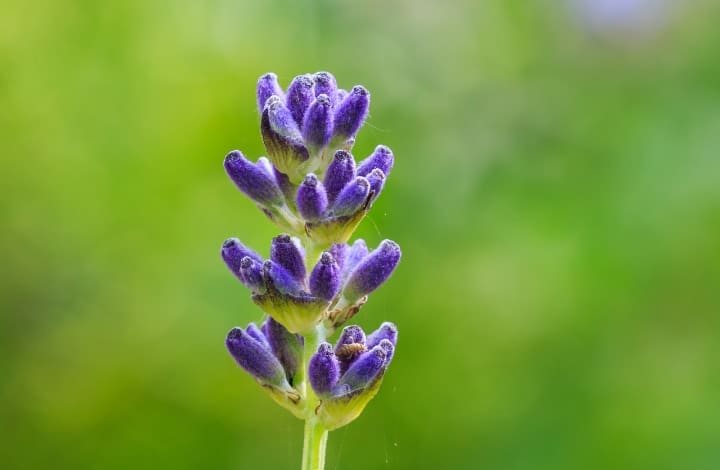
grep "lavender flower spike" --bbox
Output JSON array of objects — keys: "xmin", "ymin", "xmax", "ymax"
[
  {"xmin": 333, "ymin": 85, "xmax": 370, "ymax": 141},
  {"xmin": 342, "ymin": 240, "xmax": 402, "ymax": 303},
  {"xmin": 220, "ymin": 71, "xmax": 403, "ymax": 467},
  {"xmin": 224, "ymin": 150, "xmax": 285, "ymax": 207},
  {"xmin": 226, "ymin": 327, "xmax": 288, "ymax": 387}
]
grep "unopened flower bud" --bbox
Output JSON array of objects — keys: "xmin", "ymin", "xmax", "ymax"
[
  {"xmin": 285, "ymin": 74, "xmax": 315, "ymax": 127},
  {"xmin": 224, "ymin": 150, "xmax": 285, "ymax": 206},
  {"xmin": 226, "ymin": 327, "xmax": 288, "ymax": 387},
  {"xmin": 324, "ymin": 150, "xmax": 356, "ymax": 204},
  {"xmin": 343, "ymin": 240, "xmax": 401, "ymax": 303},
  {"xmin": 366, "ymin": 169, "xmax": 386, "ymax": 203},
  {"xmin": 309, "ymin": 343, "xmax": 340, "ymax": 396},
  {"xmin": 343, "ymin": 239, "xmax": 369, "ymax": 280},
  {"xmin": 257, "ymin": 73, "xmax": 284, "ymax": 113},
  {"xmin": 240, "ymin": 256, "xmax": 265, "ymax": 293},
  {"xmin": 263, "ymin": 316, "xmax": 303, "ymax": 384},
  {"xmin": 270, "ymin": 234, "xmax": 306, "ymax": 283},
  {"xmin": 296, "ymin": 174, "xmax": 328, "ymax": 222},
  {"xmin": 301, "ymin": 94, "xmax": 333, "ymax": 152},
  {"xmin": 221, "ymin": 237, "xmax": 263, "ymax": 281},
  {"xmin": 333, "ymin": 85, "xmax": 370, "ymax": 141},
  {"xmin": 336, "ymin": 345, "xmax": 386, "ymax": 393},
  {"xmin": 356, "ymin": 145, "xmax": 394, "ymax": 178},
  {"xmin": 314, "ymin": 71, "xmax": 338, "ymax": 107},
  {"xmin": 331, "ymin": 177, "xmax": 370, "ymax": 217},
  {"xmin": 309, "ymin": 252, "xmax": 341, "ymax": 301}
]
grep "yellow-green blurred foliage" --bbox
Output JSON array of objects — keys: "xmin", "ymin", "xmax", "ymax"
[{"xmin": 2, "ymin": 1, "xmax": 719, "ymax": 468}]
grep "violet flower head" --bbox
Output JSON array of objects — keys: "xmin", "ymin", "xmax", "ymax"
[{"xmin": 220, "ymin": 71, "xmax": 404, "ymax": 466}]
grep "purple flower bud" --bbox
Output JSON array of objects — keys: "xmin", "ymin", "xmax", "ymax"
[
  {"xmin": 296, "ymin": 174, "xmax": 329, "ymax": 222},
  {"xmin": 246, "ymin": 322, "xmax": 270, "ymax": 348},
  {"xmin": 263, "ymin": 316, "xmax": 303, "ymax": 384},
  {"xmin": 314, "ymin": 71, "xmax": 338, "ymax": 107},
  {"xmin": 343, "ymin": 239, "xmax": 369, "ymax": 280},
  {"xmin": 366, "ymin": 169, "xmax": 386, "ymax": 203},
  {"xmin": 301, "ymin": 94, "xmax": 333, "ymax": 152},
  {"xmin": 257, "ymin": 73, "xmax": 284, "ymax": 114},
  {"xmin": 226, "ymin": 327, "xmax": 288, "ymax": 386},
  {"xmin": 221, "ymin": 238, "xmax": 263, "ymax": 281},
  {"xmin": 336, "ymin": 345, "xmax": 386, "ymax": 393},
  {"xmin": 368, "ymin": 323, "xmax": 398, "ymax": 364},
  {"xmin": 309, "ymin": 252, "xmax": 341, "ymax": 301},
  {"xmin": 309, "ymin": 343, "xmax": 340, "ymax": 396},
  {"xmin": 377, "ymin": 338, "xmax": 396, "ymax": 365},
  {"xmin": 224, "ymin": 150, "xmax": 284, "ymax": 206},
  {"xmin": 366, "ymin": 322, "xmax": 398, "ymax": 349},
  {"xmin": 266, "ymin": 97, "xmax": 302, "ymax": 139},
  {"xmin": 330, "ymin": 176, "xmax": 370, "ymax": 217},
  {"xmin": 336, "ymin": 325, "xmax": 366, "ymax": 347},
  {"xmin": 285, "ymin": 74, "xmax": 315, "ymax": 127},
  {"xmin": 323, "ymin": 150, "xmax": 356, "ymax": 205},
  {"xmin": 356, "ymin": 145, "xmax": 394, "ymax": 178},
  {"xmin": 336, "ymin": 89, "xmax": 348, "ymax": 102},
  {"xmin": 240, "ymin": 256, "xmax": 265, "ymax": 292},
  {"xmin": 261, "ymin": 105, "xmax": 310, "ymax": 181},
  {"xmin": 334, "ymin": 325, "xmax": 367, "ymax": 374},
  {"xmin": 263, "ymin": 260, "xmax": 302, "ymax": 295},
  {"xmin": 270, "ymin": 234, "xmax": 306, "ymax": 283},
  {"xmin": 329, "ymin": 243, "xmax": 349, "ymax": 272},
  {"xmin": 333, "ymin": 85, "xmax": 370, "ymax": 140},
  {"xmin": 343, "ymin": 240, "xmax": 401, "ymax": 302}
]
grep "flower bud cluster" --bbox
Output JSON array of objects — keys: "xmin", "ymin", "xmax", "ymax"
[
  {"xmin": 221, "ymin": 72, "xmax": 401, "ymax": 431},
  {"xmin": 309, "ymin": 323, "xmax": 397, "ymax": 430},
  {"xmin": 221, "ymin": 236, "xmax": 400, "ymax": 334}
]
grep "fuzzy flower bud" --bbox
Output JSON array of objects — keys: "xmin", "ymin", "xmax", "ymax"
[
  {"xmin": 270, "ymin": 234, "xmax": 306, "ymax": 284},
  {"xmin": 224, "ymin": 150, "xmax": 285, "ymax": 207},
  {"xmin": 331, "ymin": 176, "xmax": 370, "ymax": 217},
  {"xmin": 333, "ymin": 85, "xmax": 370, "ymax": 141},
  {"xmin": 221, "ymin": 237, "xmax": 263, "ymax": 282},
  {"xmin": 226, "ymin": 327, "xmax": 288, "ymax": 387},
  {"xmin": 263, "ymin": 316, "xmax": 303, "ymax": 384},
  {"xmin": 324, "ymin": 150, "xmax": 356, "ymax": 205},
  {"xmin": 296, "ymin": 174, "xmax": 329, "ymax": 222},
  {"xmin": 314, "ymin": 71, "xmax": 338, "ymax": 107},
  {"xmin": 308, "ymin": 342, "xmax": 341, "ymax": 396},
  {"xmin": 342, "ymin": 240, "xmax": 401, "ymax": 303},
  {"xmin": 285, "ymin": 74, "xmax": 315, "ymax": 127},
  {"xmin": 257, "ymin": 73, "xmax": 284, "ymax": 113},
  {"xmin": 301, "ymin": 94, "xmax": 333, "ymax": 152},
  {"xmin": 356, "ymin": 145, "xmax": 394, "ymax": 178},
  {"xmin": 309, "ymin": 252, "xmax": 341, "ymax": 301}
]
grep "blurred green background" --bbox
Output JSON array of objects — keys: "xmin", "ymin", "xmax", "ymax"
[{"xmin": 2, "ymin": 0, "xmax": 720, "ymax": 468}]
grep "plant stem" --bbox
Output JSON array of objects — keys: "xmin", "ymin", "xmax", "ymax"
[
  {"xmin": 300, "ymin": 325, "xmax": 328, "ymax": 470},
  {"xmin": 301, "ymin": 417, "xmax": 328, "ymax": 470}
]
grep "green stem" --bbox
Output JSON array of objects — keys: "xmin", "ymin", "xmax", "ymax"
[
  {"xmin": 300, "ymin": 325, "xmax": 328, "ymax": 470},
  {"xmin": 301, "ymin": 417, "xmax": 328, "ymax": 470}
]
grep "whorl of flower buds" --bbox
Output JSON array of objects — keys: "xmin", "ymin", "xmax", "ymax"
[
  {"xmin": 308, "ymin": 323, "xmax": 397, "ymax": 430},
  {"xmin": 221, "ymin": 237, "xmax": 400, "ymax": 333}
]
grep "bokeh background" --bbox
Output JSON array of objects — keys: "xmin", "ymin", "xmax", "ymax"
[{"xmin": 2, "ymin": 0, "xmax": 720, "ymax": 468}]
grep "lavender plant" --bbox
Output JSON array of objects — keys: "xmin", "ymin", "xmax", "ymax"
[{"xmin": 221, "ymin": 72, "xmax": 401, "ymax": 470}]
